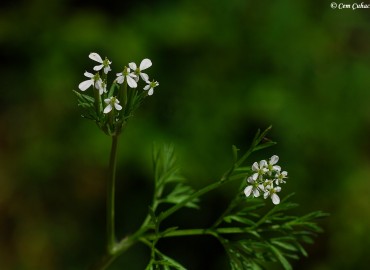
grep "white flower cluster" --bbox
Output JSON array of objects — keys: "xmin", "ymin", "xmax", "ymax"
[
  {"xmin": 78, "ymin": 52, "xmax": 159, "ymax": 114},
  {"xmin": 244, "ymin": 155, "xmax": 288, "ymax": 205}
]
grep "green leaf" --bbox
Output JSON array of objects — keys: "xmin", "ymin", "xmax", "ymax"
[
  {"xmin": 271, "ymin": 240, "xmax": 297, "ymax": 252},
  {"xmin": 163, "ymin": 184, "xmax": 199, "ymax": 209},
  {"xmin": 269, "ymin": 245, "xmax": 292, "ymax": 270}
]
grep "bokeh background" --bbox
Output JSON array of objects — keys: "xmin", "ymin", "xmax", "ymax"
[{"xmin": 1, "ymin": 0, "xmax": 370, "ymax": 269}]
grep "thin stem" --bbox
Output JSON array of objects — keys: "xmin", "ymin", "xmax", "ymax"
[
  {"xmin": 107, "ymin": 135, "xmax": 119, "ymax": 253},
  {"xmin": 144, "ymin": 226, "xmax": 255, "ymax": 240}
]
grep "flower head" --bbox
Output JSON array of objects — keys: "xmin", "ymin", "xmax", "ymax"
[
  {"xmin": 274, "ymin": 170, "xmax": 288, "ymax": 185},
  {"xmin": 129, "ymin": 58, "xmax": 152, "ymax": 82},
  {"xmin": 244, "ymin": 176, "xmax": 264, "ymax": 198},
  {"xmin": 103, "ymin": 96, "xmax": 122, "ymax": 114},
  {"xmin": 78, "ymin": 71, "xmax": 102, "ymax": 91},
  {"xmin": 244, "ymin": 155, "xmax": 287, "ymax": 204},
  {"xmin": 143, "ymin": 80, "xmax": 159, "ymax": 96},
  {"xmin": 116, "ymin": 67, "xmax": 137, "ymax": 88},
  {"xmin": 267, "ymin": 155, "xmax": 281, "ymax": 175},
  {"xmin": 251, "ymin": 160, "xmax": 268, "ymax": 180},
  {"xmin": 89, "ymin": 52, "xmax": 112, "ymax": 74},
  {"xmin": 263, "ymin": 184, "xmax": 281, "ymax": 205}
]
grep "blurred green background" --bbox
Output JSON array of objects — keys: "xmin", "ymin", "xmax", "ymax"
[{"xmin": 1, "ymin": 0, "xmax": 370, "ymax": 269}]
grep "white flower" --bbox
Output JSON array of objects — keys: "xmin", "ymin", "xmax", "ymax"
[
  {"xmin": 103, "ymin": 97, "xmax": 122, "ymax": 114},
  {"xmin": 116, "ymin": 67, "xmax": 137, "ymax": 88},
  {"xmin": 129, "ymin": 58, "xmax": 152, "ymax": 82},
  {"xmin": 267, "ymin": 155, "xmax": 281, "ymax": 175},
  {"xmin": 251, "ymin": 160, "xmax": 268, "ymax": 180},
  {"xmin": 78, "ymin": 71, "xmax": 102, "ymax": 91},
  {"xmin": 89, "ymin": 52, "xmax": 112, "ymax": 74},
  {"xmin": 244, "ymin": 176, "xmax": 264, "ymax": 198},
  {"xmin": 143, "ymin": 80, "xmax": 159, "ymax": 96},
  {"xmin": 263, "ymin": 184, "xmax": 281, "ymax": 205},
  {"xmin": 275, "ymin": 171, "xmax": 288, "ymax": 185}
]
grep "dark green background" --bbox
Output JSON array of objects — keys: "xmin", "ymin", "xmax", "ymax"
[{"xmin": 1, "ymin": 0, "xmax": 370, "ymax": 269}]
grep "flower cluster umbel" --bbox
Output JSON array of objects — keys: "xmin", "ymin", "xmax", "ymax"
[
  {"xmin": 75, "ymin": 52, "xmax": 159, "ymax": 136},
  {"xmin": 244, "ymin": 155, "xmax": 288, "ymax": 205}
]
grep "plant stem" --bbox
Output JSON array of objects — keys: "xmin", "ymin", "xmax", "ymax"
[
  {"xmin": 145, "ymin": 226, "xmax": 255, "ymax": 239},
  {"xmin": 107, "ymin": 135, "xmax": 119, "ymax": 253}
]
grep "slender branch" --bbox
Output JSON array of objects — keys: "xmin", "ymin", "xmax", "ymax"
[
  {"xmin": 107, "ymin": 135, "xmax": 119, "ymax": 253},
  {"xmin": 144, "ymin": 226, "xmax": 255, "ymax": 240}
]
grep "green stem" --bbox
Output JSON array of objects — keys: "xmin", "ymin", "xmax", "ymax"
[
  {"xmin": 94, "ymin": 88, "xmax": 102, "ymax": 116},
  {"xmin": 107, "ymin": 135, "xmax": 119, "ymax": 253},
  {"xmin": 145, "ymin": 226, "xmax": 254, "ymax": 240}
]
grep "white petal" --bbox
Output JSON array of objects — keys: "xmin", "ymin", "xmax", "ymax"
[
  {"xmin": 93, "ymin": 64, "xmax": 104, "ymax": 71},
  {"xmin": 247, "ymin": 176, "xmax": 254, "ymax": 184},
  {"xmin": 116, "ymin": 76, "xmax": 124, "ymax": 84},
  {"xmin": 104, "ymin": 98, "xmax": 111, "ymax": 104},
  {"xmin": 252, "ymin": 173, "xmax": 258, "ymax": 181},
  {"xmin": 143, "ymin": 84, "xmax": 150, "ymax": 90},
  {"xmin": 253, "ymin": 189, "xmax": 260, "ymax": 197},
  {"xmin": 270, "ymin": 155, "xmax": 279, "ymax": 165},
  {"xmin": 128, "ymin": 62, "xmax": 137, "ymax": 70},
  {"xmin": 84, "ymin": 71, "xmax": 94, "ymax": 78},
  {"xmin": 140, "ymin": 73, "xmax": 149, "ymax": 82},
  {"xmin": 114, "ymin": 103, "xmax": 122, "ymax": 111},
  {"xmin": 140, "ymin": 58, "xmax": 152, "ymax": 70},
  {"xmin": 275, "ymin": 186, "xmax": 281, "ymax": 192},
  {"xmin": 89, "ymin": 52, "xmax": 103, "ymax": 63},
  {"xmin": 244, "ymin": 186, "xmax": 253, "ymax": 197},
  {"xmin": 103, "ymin": 104, "xmax": 113, "ymax": 114},
  {"xmin": 104, "ymin": 66, "xmax": 111, "ymax": 74},
  {"xmin": 148, "ymin": 88, "xmax": 154, "ymax": 95},
  {"xmin": 271, "ymin": 193, "xmax": 280, "ymax": 205},
  {"xmin": 260, "ymin": 160, "xmax": 267, "ymax": 168},
  {"xmin": 116, "ymin": 72, "xmax": 123, "ymax": 76},
  {"xmin": 252, "ymin": 162, "xmax": 259, "ymax": 171},
  {"xmin": 126, "ymin": 76, "xmax": 137, "ymax": 88},
  {"xmin": 264, "ymin": 192, "xmax": 269, "ymax": 199},
  {"xmin": 273, "ymin": 165, "xmax": 281, "ymax": 171},
  {"xmin": 78, "ymin": 80, "xmax": 93, "ymax": 91},
  {"xmin": 282, "ymin": 171, "xmax": 288, "ymax": 177}
]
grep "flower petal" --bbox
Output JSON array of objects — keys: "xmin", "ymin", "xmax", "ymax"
[
  {"xmin": 78, "ymin": 80, "xmax": 93, "ymax": 91},
  {"xmin": 244, "ymin": 186, "xmax": 253, "ymax": 197},
  {"xmin": 140, "ymin": 58, "xmax": 152, "ymax": 70},
  {"xmin": 93, "ymin": 64, "xmax": 104, "ymax": 71},
  {"xmin": 253, "ymin": 188, "xmax": 260, "ymax": 197},
  {"xmin": 116, "ymin": 76, "xmax": 124, "ymax": 84},
  {"xmin": 148, "ymin": 88, "xmax": 154, "ymax": 96},
  {"xmin": 103, "ymin": 66, "xmax": 111, "ymax": 74},
  {"xmin": 271, "ymin": 193, "xmax": 280, "ymax": 205},
  {"xmin": 89, "ymin": 52, "xmax": 103, "ymax": 63},
  {"xmin": 252, "ymin": 162, "xmax": 259, "ymax": 171},
  {"xmin": 128, "ymin": 62, "xmax": 137, "ymax": 70},
  {"xmin": 104, "ymin": 98, "xmax": 111, "ymax": 104},
  {"xmin": 143, "ymin": 84, "xmax": 150, "ymax": 90},
  {"xmin": 114, "ymin": 103, "xmax": 122, "ymax": 111},
  {"xmin": 103, "ymin": 104, "xmax": 113, "ymax": 114},
  {"xmin": 84, "ymin": 71, "xmax": 94, "ymax": 78},
  {"xmin": 260, "ymin": 160, "xmax": 267, "ymax": 168},
  {"xmin": 270, "ymin": 155, "xmax": 279, "ymax": 165},
  {"xmin": 126, "ymin": 76, "xmax": 137, "ymax": 88},
  {"xmin": 140, "ymin": 73, "xmax": 149, "ymax": 82}
]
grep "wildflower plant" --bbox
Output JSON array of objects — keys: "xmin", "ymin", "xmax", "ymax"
[{"xmin": 74, "ymin": 53, "xmax": 328, "ymax": 270}]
